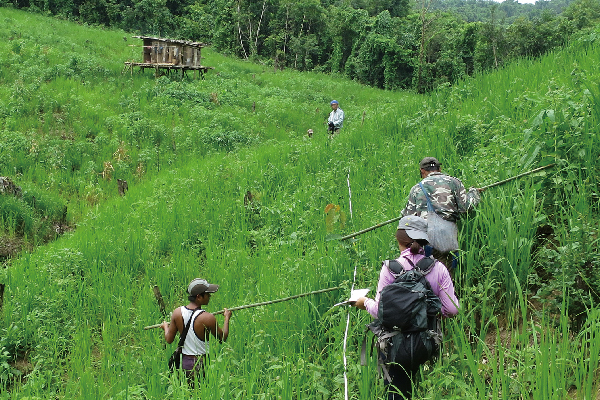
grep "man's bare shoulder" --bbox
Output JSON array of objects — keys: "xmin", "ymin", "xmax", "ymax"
[
  {"xmin": 171, "ymin": 306, "xmax": 182, "ymax": 319},
  {"xmin": 197, "ymin": 310, "xmax": 216, "ymax": 323}
]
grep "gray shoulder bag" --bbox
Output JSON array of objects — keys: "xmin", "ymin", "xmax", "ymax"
[{"xmin": 418, "ymin": 182, "xmax": 459, "ymax": 253}]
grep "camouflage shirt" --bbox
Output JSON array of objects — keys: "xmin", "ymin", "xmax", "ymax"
[{"xmin": 401, "ymin": 172, "xmax": 480, "ymax": 222}]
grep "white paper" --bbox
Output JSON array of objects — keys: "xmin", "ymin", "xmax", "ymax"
[{"xmin": 333, "ymin": 288, "xmax": 370, "ymax": 307}]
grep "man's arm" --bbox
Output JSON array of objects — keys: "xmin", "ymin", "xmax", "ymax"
[
  {"xmin": 160, "ymin": 308, "xmax": 180, "ymax": 344},
  {"xmin": 199, "ymin": 309, "xmax": 232, "ymax": 342},
  {"xmin": 453, "ymin": 178, "xmax": 481, "ymax": 214},
  {"xmin": 401, "ymin": 186, "xmax": 418, "ymax": 217},
  {"xmin": 219, "ymin": 309, "xmax": 232, "ymax": 342},
  {"xmin": 334, "ymin": 109, "xmax": 344, "ymax": 128}
]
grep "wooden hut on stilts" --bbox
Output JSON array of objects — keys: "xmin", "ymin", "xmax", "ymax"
[{"xmin": 124, "ymin": 36, "xmax": 213, "ymax": 78}]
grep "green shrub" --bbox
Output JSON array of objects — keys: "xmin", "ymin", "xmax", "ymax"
[
  {"xmin": 20, "ymin": 185, "xmax": 67, "ymax": 222},
  {"xmin": 200, "ymin": 128, "xmax": 259, "ymax": 152},
  {"xmin": 0, "ymin": 324, "xmax": 23, "ymax": 387},
  {"xmin": 0, "ymin": 195, "xmax": 34, "ymax": 235}
]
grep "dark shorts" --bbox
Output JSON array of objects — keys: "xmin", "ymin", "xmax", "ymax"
[
  {"xmin": 182, "ymin": 354, "xmax": 206, "ymax": 385},
  {"xmin": 182, "ymin": 354, "xmax": 204, "ymax": 370}
]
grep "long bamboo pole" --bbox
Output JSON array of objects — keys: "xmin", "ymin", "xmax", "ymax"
[
  {"xmin": 332, "ymin": 216, "xmax": 402, "ymax": 241},
  {"xmin": 212, "ymin": 286, "xmax": 340, "ymax": 315},
  {"xmin": 331, "ymin": 163, "xmax": 555, "ymax": 242},
  {"xmin": 478, "ymin": 163, "xmax": 554, "ymax": 190},
  {"xmin": 144, "ymin": 287, "xmax": 341, "ymax": 329}
]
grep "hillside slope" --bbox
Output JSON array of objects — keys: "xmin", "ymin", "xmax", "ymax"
[{"xmin": 1, "ymin": 8, "xmax": 599, "ymax": 399}]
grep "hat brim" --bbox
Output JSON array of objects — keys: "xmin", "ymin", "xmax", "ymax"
[
  {"xmin": 204, "ymin": 284, "xmax": 219, "ymax": 293},
  {"xmin": 405, "ymin": 228, "xmax": 429, "ymax": 242}
]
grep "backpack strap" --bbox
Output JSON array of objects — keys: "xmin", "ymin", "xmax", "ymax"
[
  {"xmin": 362, "ymin": 322, "xmax": 399, "ymax": 383},
  {"xmin": 416, "ymin": 256, "xmax": 436, "ymax": 274},
  {"xmin": 403, "ymin": 256, "xmax": 436, "ymax": 275},
  {"xmin": 386, "ymin": 259, "xmax": 405, "ymax": 276}
]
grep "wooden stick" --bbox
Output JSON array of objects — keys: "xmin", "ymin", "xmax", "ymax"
[
  {"xmin": 153, "ymin": 285, "xmax": 166, "ymax": 316},
  {"xmin": 145, "ymin": 322, "xmax": 166, "ymax": 330},
  {"xmin": 336, "ymin": 216, "xmax": 402, "ymax": 241},
  {"xmin": 478, "ymin": 163, "xmax": 555, "ymax": 191},
  {"xmin": 212, "ymin": 286, "xmax": 340, "ymax": 315},
  {"xmin": 144, "ymin": 287, "xmax": 341, "ymax": 329}
]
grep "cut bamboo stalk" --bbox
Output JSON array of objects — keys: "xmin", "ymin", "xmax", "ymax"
[{"xmin": 153, "ymin": 285, "xmax": 166, "ymax": 316}]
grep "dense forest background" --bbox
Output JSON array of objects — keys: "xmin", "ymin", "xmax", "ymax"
[{"xmin": 2, "ymin": 0, "xmax": 600, "ymax": 92}]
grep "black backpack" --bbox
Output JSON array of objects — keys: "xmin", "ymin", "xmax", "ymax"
[
  {"xmin": 378, "ymin": 257, "xmax": 441, "ymax": 332},
  {"xmin": 361, "ymin": 257, "xmax": 443, "ymax": 380}
]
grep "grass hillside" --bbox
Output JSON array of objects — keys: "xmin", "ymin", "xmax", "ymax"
[{"xmin": 1, "ymin": 7, "xmax": 599, "ymax": 399}]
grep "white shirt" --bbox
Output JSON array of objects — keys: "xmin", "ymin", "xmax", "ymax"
[
  {"xmin": 328, "ymin": 108, "xmax": 344, "ymax": 128},
  {"xmin": 180, "ymin": 307, "xmax": 209, "ymax": 356}
]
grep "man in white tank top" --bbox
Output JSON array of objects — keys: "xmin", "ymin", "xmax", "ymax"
[{"xmin": 161, "ymin": 278, "xmax": 232, "ymax": 385}]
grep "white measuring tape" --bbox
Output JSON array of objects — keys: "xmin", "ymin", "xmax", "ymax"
[
  {"xmin": 343, "ymin": 169, "xmax": 355, "ymax": 400},
  {"xmin": 343, "ymin": 263, "xmax": 358, "ymax": 400}
]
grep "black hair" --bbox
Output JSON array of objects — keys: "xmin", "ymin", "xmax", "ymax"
[
  {"xmin": 396, "ymin": 230, "xmax": 428, "ymax": 254},
  {"xmin": 188, "ymin": 292, "xmax": 207, "ymax": 301}
]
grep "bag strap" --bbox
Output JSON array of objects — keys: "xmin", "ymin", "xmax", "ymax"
[
  {"xmin": 360, "ymin": 330, "xmax": 372, "ymax": 367},
  {"xmin": 387, "ymin": 259, "xmax": 405, "ymax": 275},
  {"xmin": 418, "ymin": 182, "xmax": 436, "ymax": 213},
  {"xmin": 361, "ymin": 326, "xmax": 399, "ymax": 383},
  {"xmin": 416, "ymin": 256, "xmax": 436, "ymax": 274},
  {"xmin": 177, "ymin": 308, "xmax": 202, "ymax": 348},
  {"xmin": 399, "ymin": 256, "xmax": 436, "ymax": 275}
]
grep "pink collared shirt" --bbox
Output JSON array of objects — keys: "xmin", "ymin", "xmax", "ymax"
[{"xmin": 364, "ymin": 248, "xmax": 460, "ymax": 319}]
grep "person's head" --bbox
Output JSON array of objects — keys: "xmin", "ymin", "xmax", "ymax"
[
  {"xmin": 187, "ymin": 278, "xmax": 219, "ymax": 303},
  {"xmin": 330, "ymin": 100, "xmax": 339, "ymax": 110},
  {"xmin": 419, "ymin": 157, "xmax": 441, "ymax": 178},
  {"xmin": 396, "ymin": 215, "xmax": 429, "ymax": 254}
]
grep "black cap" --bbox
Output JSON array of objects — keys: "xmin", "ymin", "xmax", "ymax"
[{"xmin": 419, "ymin": 157, "xmax": 441, "ymax": 169}]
